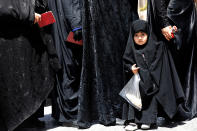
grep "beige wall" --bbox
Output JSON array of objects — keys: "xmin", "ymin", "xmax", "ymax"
[{"xmin": 138, "ymin": 0, "xmax": 147, "ymax": 20}]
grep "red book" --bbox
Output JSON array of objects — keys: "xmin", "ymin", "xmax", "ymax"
[
  {"xmin": 66, "ymin": 31, "xmax": 83, "ymax": 46},
  {"xmin": 38, "ymin": 11, "xmax": 56, "ymax": 28},
  {"xmin": 171, "ymin": 32, "xmax": 174, "ymax": 38}
]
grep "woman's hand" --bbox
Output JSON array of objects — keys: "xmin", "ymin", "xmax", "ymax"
[
  {"xmin": 161, "ymin": 26, "xmax": 173, "ymax": 41},
  {"xmin": 161, "ymin": 25, "xmax": 178, "ymax": 41},
  {"xmin": 131, "ymin": 64, "xmax": 140, "ymax": 74},
  {"xmin": 34, "ymin": 13, "xmax": 41, "ymax": 24},
  {"xmin": 172, "ymin": 26, "xmax": 178, "ymax": 32}
]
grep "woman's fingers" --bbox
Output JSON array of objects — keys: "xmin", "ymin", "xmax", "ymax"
[
  {"xmin": 164, "ymin": 33, "xmax": 171, "ymax": 41},
  {"xmin": 162, "ymin": 26, "xmax": 173, "ymax": 41},
  {"xmin": 34, "ymin": 13, "xmax": 41, "ymax": 24},
  {"xmin": 173, "ymin": 26, "xmax": 178, "ymax": 32}
]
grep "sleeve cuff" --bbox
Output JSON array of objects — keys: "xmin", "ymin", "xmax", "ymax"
[
  {"xmin": 160, "ymin": 19, "xmax": 171, "ymax": 29},
  {"xmin": 72, "ymin": 27, "xmax": 82, "ymax": 32}
]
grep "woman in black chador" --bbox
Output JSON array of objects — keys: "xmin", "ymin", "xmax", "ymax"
[
  {"xmin": 148, "ymin": 0, "xmax": 197, "ymax": 119},
  {"xmin": 0, "ymin": 0, "xmax": 59, "ymax": 130},
  {"xmin": 48, "ymin": 0, "xmax": 82, "ymax": 125},
  {"xmin": 122, "ymin": 20, "xmax": 185, "ymax": 130},
  {"xmin": 77, "ymin": 0, "xmax": 139, "ymax": 128}
]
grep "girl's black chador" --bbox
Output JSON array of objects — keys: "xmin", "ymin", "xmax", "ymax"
[{"xmin": 122, "ymin": 20, "xmax": 185, "ymax": 127}]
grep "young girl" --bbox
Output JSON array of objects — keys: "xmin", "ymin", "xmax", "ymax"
[{"xmin": 122, "ymin": 20, "xmax": 185, "ymax": 130}]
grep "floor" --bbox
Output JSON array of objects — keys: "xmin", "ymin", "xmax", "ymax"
[{"xmin": 17, "ymin": 106, "xmax": 197, "ymax": 131}]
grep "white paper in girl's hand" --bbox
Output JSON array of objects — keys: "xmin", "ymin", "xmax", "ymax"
[{"xmin": 119, "ymin": 73, "xmax": 142, "ymax": 111}]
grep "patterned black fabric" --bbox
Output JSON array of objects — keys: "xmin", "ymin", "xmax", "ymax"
[
  {"xmin": 148, "ymin": 0, "xmax": 197, "ymax": 120},
  {"xmin": 153, "ymin": 0, "xmax": 171, "ymax": 28},
  {"xmin": 48, "ymin": 0, "xmax": 82, "ymax": 123},
  {"xmin": 0, "ymin": 0, "xmax": 59, "ymax": 130},
  {"xmin": 123, "ymin": 20, "xmax": 185, "ymax": 124},
  {"xmin": 77, "ymin": 0, "xmax": 139, "ymax": 128}
]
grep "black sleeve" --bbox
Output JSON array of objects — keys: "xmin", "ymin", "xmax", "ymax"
[
  {"xmin": 123, "ymin": 48, "xmax": 135, "ymax": 78},
  {"xmin": 129, "ymin": 0, "xmax": 138, "ymax": 13},
  {"xmin": 61, "ymin": 0, "xmax": 82, "ymax": 30},
  {"xmin": 123, "ymin": 29, "xmax": 136, "ymax": 78},
  {"xmin": 123, "ymin": 59, "xmax": 133, "ymax": 74},
  {"xmin": 0, "ymin": 0, "xmax": 35, "ymax": 24},
  {"xmin": 123, "ymin": 59, "xmax": 134, "ymax": 83},
  {"xmin": 35, "ymin": 0, "xmax": 49, "ymax": 13},
  {"xmin": 154, "ymin": 0, "xmax": 171, "ymax": 29},
  {"xmin": 129, "ymin": 0, "xmax": 139, "ymax": 20}
]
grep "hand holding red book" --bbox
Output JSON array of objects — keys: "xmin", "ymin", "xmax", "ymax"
[
  {"xmin": 66, "ymin": 31, "xmax": 83, "ymax": 46},
  {"xmin": 38, "ymin": 11, "xmax": 56, "ymax": 28}
]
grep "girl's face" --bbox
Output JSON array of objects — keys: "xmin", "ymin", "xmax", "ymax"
[{"xmin": 134, "ymin": 31, "xmax": 148, "ymax": 45}]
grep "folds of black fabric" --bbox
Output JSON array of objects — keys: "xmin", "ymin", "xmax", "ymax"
[
  {"xmin": 122, "ymin": 22, "xmax": 185, "ymax": 124},
  {"xmin": 48, "ymin": 0, "xmax": 82, "ymax": 123},
  {"xmin": 77, "ymin": 0, "xmax": 139, "ymax": 128},
  {"xmin": 148, "ymin": 0, "xmax": 197, "ymax": 119},
  {"xmin": 0, "ymin": 0, "xmax": 58, "ymax": 130}
]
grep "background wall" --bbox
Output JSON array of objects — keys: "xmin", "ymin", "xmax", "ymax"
[{"xmin": 138, "ymin": 0, "xmax": 147, "ymax": 20}]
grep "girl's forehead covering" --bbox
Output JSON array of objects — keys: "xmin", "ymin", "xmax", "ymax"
[{"xmin": 132, "ymin": 20, "xmax": 149, "ymax": 35}]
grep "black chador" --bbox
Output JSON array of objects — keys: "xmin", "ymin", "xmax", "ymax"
[
  {"xmin": 0, "ymin": 0, "xmax": 59, "ymax": 130},
  {"xmin": 48, "ymin": 0, "xmax": 82, "ymax": 124},
  {"xmin": 77, "ymin": 0, "xmax": 139, "ymax": 128},
  {"xmin": 122, "ymin": 20, "xmax": 185, "ymax": 125},
  {"xmin": 148, "ymin": 0, "xmax": 197, "ymax": 119}
]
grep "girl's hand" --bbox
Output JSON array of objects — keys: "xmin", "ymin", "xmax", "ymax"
[
  {"xmin": 34, "ymin": 13, "xmax": 41, "ymax": 24},
  {"xmin": 131, "ymin": 64, "xmax": 140, "ymax": 74}
]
